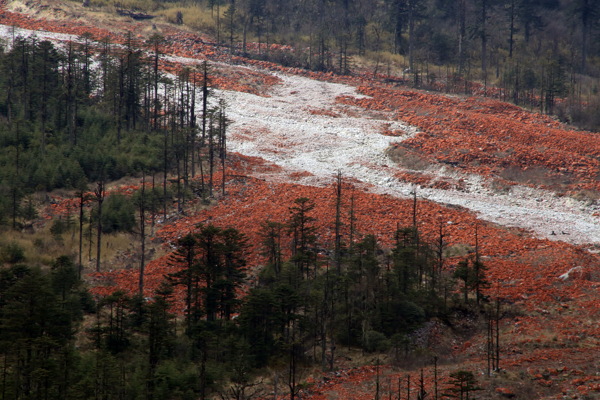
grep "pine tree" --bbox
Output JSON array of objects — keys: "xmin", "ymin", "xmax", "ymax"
[
  {"xmin": 288, "ymin": 197, "xmax": 317, "ymax": 279},
  {"xmin": 442, "ymin": 370, "xmax": 482, "ymax": 399}
]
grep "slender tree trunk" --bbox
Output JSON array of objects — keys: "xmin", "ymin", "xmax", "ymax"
[
  {"xmin": 88, "ymin": 208, "xmax": 93, "ymax": 262},
  {"xmin": 474, "ymin": 223, "xmax": 482, "ymax": 304},
  {"xmin": 153, "ymin": 40, "xmax": 160, "ymax": 131},
  {"xmin": 480, "ymin": 0, "xmax": 488, "ymax": 87},
  {"xmin": 95, "ymin": 181, "xmax": 105, "ymax": 272},
  {"xmin": 581, "ymin": 0, "xmax": 590, "ymax": 73},
  {"xmin": 11, "ymin": 183, "xmax": 18, "ymax": 230},
  {"xmin": 487, "ymin": 312, "xmax": 493, "ymax": 376},
  {"xmin": 408, "ymin": 0, "xmax": 415, "ymax": 73},
  {"xmin": 412, "ymin": 189, "xmax": 418, "ymax": 229},
  {"xmin": 374, "ymin": 359, "xmax": 380, "ymax": 400},
  {"xmin": 200, "ymin": 62, "xmax": 209, "ymax": 193},
  {"xmin": 79, "ymin": 191, "xmax": 85, "ymax": 279},
  {"xmin": 200, "ymin": 341, "xmax": 208, "ymax": 400},
  {"xmin": 434, "ymin": 356, "xmax": 438, "ymax": 399},
  {"xmin": 190, "ymin": 74, "xmax": 197, "ymax": 178},
  {"xmin": 139, "ymin": 174, "xmax": 146, "ymax": 296},
  {"xmin": 2, "ymin": 351, "xmax": 9, "ymax": 400},
  {"xmin": 117, "ymin": 57, "xmax": 125, "ymax": 144},
  {"xmin": 349, "ymin": 193, "xmax": 355, "ymax": 251},
  {"xmin": 435, "ymin": 220, "xmax": 444, "ymax": 293},
  {"xmin": 495, "ymin": 297, "xmax": 501, "ymax": 371},
  {"xmin": 334, "ymin": 171, "xmax": 342, "ymax": 273},
  {"xmin": 508, "ymin": 0, "xmax": 515, "ymax": 58},
  {"xmin": 163, "ymin": 85, "xmax": 169, "ymax": 220},
  {"xmin": 458, "ymin": 0, "xmax": 466, "ymax": 74},
  {"xmin": 329, "ymin": 270, "xmax": 336, "ymax": 371},
  {"xmin": 220, "ymin": 107, "xmax": 226, "ymax": 196},
  {"xmin": 164, "ymin": 125, "xmax": 168, "ymax": 220},
  {"xmin": 66, "ymin": 42, "xmax": 76, "ymax": 146},
  {"xmin": 209, "ymin": 118, "xmax": 214, "ymax": 197}
]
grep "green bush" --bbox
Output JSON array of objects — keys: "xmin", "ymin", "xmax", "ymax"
[
  {"xmin": 50, "ymin": 218, "xmax": 68, "ymax": 240},
  {"xmin": 375, "ymin": 299, "xmax": 426, "ymax": 337},
  {"xmin": 0, "ymin": 242, "xmax": 25, "ymax": 264},
  {"xmin": 100, "ymin": 194, "xmax": 136, "ymax": 234},
  {"xmin": 362, "ymin": 330, "xmax": 390, "ymax": 353}
]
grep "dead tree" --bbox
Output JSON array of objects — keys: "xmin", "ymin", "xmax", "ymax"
[{"xmin": 94, "ymin": 180, "xmax": 105, "ymax": 272}]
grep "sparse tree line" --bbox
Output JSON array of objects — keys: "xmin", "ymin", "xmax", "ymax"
[
  {"xmin": 1, "ymin": 184, "xmax": 502, "ymax": 399},
  {"xmin": 200, "ymin": 0, "xmax": 600, "ymax": 129},
  {"xmin": 0, "ymin": 34, "xmax": 228, "ymax": 230}
]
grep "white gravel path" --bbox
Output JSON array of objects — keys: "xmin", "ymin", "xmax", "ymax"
[
  {"xmin": 0, "ymin": 24, "xmax": 80, "ymax": 46},
  {"xmin": 2, "ymin": 22, "xmax": 598, "ymax": 247},
  {"xmin": 215, "ymin": 73, "xmax": 600, "ymax": 247}
]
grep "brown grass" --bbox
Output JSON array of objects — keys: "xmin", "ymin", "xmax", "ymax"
[
  {"xmin": 0, "ymin": 217, "xmax": 146, "ymax": 277},
  {"xmin": 386, "ymin": 145, "xmax": 431, "ymax": 171},
  {"xmin": 498, "ymin": 165, "xmax": 572, "ymax": 189}
]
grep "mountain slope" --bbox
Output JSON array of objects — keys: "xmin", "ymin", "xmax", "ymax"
[{"xmin": 1, "ymin": 1, "xmax": 600, "ymax": 399}]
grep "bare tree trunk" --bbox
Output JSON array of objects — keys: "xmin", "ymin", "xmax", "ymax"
[
  {"xmin": 95, "ymin": 181, "xmax": 105, "ymax": 273},
  {"xmin": 220, "ymin": 106, "xmax": 226, "ymax": 196},
  {"xmin": 408, "ymin": 0, "xmax": 415, "ymax": 73},
  {"xmin": 581, "ymin": 0, "xmax": 590, "ymax": 73},
  {"xmin": 508, "ymin": 0, "xmax": 515, "ymax": 58},
  {"xmin": 209, "ymin": 117, "xmax": 214, "ymax": 198},
  {"xmin": 334, "ymin": 171, "xmax": 342, "ymax": 273},
  {"xmin": 433, "ymin": 356, "xmax": 438, "ymax": 399},
  {"xmin": 458, "ymin": 0, "xmax": 466, "ymax": 75},
  {"xmin": 78, "ymin": 190, "xmax": 85, "ymax": 279},
  {"xmin": 200, "ymin": 62, "xmax": 209, "ymax": 194},
  {"xmin": 480, "ymin": 0, "xmax": 488, "ymax": 89},
  {"xmin": 190, "ymin": 74, "xmax": 197, "ymax": 178},
  {"xmin": 349, "ymin": 193, "xmax": 355, "ymax": 251},
  {"xmin": 139, "ymin": 174, "xmax": 146, "ymax": 296}
]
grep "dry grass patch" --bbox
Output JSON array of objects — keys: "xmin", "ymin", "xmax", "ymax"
[
  {"xmin": 157, "ymin": 6, "xmax": 220, "ymax": 32},
  {"xmin": 570, "ymin": 189, "xmax": 600, "ymax": 205},
  {"xmin": 0, "ymin": 219, "xmax": 147, "ymax": 277},
  {"xmin": 498, "ymin": 165, "xmax": 573, "ymax": 190},
  {"xmin": 386, "ymin": 145, "xmax": 432, "ymax": 171}
]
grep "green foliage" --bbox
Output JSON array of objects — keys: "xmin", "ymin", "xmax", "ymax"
[
  {"xmin": 0, "ymin": 261, "xmax": 93, "ymax": 399},
  {"xmin": 100, "ymin": 193, "xmax": 136, "ymax": 233},
  {"xmin": 154, "ymin": 360, "xmax": 201, "ymax": 399},
  {"xmin": 362, "ymin": 330, "xmax": 391, "ymax": 353},
  {"xmin": 288, "ymin": 197, "xmax": 317, "ymax": 276},
  {"xmin": 21, "ymin": 196, "xmax": 38, "ymax": 220},
  {"xmin": 0, "ymin": 192, "xmax": 497, "ymax": 398},
  {"xmin": 454, "ymin": 257, "xmax": 489, "ymax": 304},
  {"xmin": 443, "ymin": 370, "xmax": 482, "ymax": 399},
  {"xmin": 168, "ymin": 225, "xmax": 248, "ymax": 326},
  {"xmin": 50, "ymin": 217, "xmax": 68, "ymax": 240},
  {"xmin": 374, "ymin": 298, "xmax": 426, "ymax": 337},
  {"xmin": 0, "ymin": 36, "xmax": 176, "ymax": 212},
  {"xmin": 238, "ymin": 287, "xmax": 280, "ymax": 367},
  {"xmin": 0, "ymin": 241, "xmax": 25, "ymax": 264}
]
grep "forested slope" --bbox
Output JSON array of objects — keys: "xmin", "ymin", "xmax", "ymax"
[{"xmin": 60, "ymin": 0, "xmax": 600, "ymax": 130}]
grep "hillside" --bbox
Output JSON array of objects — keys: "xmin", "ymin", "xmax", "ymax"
[{"xmin": 1, "ymin": 1, "xmax": 600, "ymax": 399}]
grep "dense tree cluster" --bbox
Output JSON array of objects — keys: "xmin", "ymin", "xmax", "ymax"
[
  {"xmin": 0, "ymin": 191, "xmax": 491, "ymax": 399},
  {"xmin": 217, "ymin": 0, "xmax": 598, "ymax": 74},
  {"xmin": 204, "ymin": 0, "xmax": 600, "ymax": 128},
  {"xmin": 0, "ymin": 35, "xmax": 227, "ymax": 229}
]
